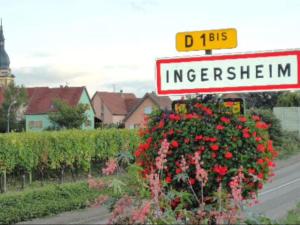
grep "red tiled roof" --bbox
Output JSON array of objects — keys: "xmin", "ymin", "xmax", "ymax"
[
  {"xmin": 25, "ymin": 87, "xmax": 84, "ymax": 115},
  {"xmin": 93, "ymin": 92, "xmax": 137, "ymax": 115},
  {"xmin": 0, "ymin": 87, "xmax": 4, "ymax": 106},
  {"xmin": 124, "ymin": 93, "xmax": 172, "ymax": 122}
]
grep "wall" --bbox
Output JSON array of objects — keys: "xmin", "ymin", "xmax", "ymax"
[
  {"xmin": 112, "ymin": 115, "xmax": 125, "ymax": 124},
  {"xmin": 79, "ymin": 89, "xmax": 95, "ymax": 130},
  {"xmin": 273, "ymin": 107, "xmax": 300, "ymax": 137},
  {"xmin": 25, "ymin": 114, "xmax": 52, "ymax": 131},
  {"xmin": 125, "ymin": 97, "xmax": 156, "ymax": 129}
]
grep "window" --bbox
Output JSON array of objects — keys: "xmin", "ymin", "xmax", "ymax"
[
  {"xmin": 144, "ymin": 106, "xmax": 152, "ymax": 115},
  {"xmin": 29, "ymin": 121, "xmax": 43, "ymax": 129}
]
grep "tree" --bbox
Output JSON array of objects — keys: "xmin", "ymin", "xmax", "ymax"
[
  {"xmin": 49, "ymin": 99, "xmax": 89, "ymax": 129},
  {"xmin": 244, "ymin": 92, "xmax": 283, "ymax": 109},
  {"xmin": 0, "ymin": 83, "xmax": 28, "ymax": 132},
  {"xmin": 276, "ymin": 91, "xmax": 300, "ymax": 107}
]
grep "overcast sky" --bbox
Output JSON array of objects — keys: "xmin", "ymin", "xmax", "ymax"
[{"xmin": 0, "ymin": 0, "xmax": 299, "ymax": 97}]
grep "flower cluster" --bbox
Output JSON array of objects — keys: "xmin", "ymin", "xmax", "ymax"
[{"xmin": 135, "ymin": 97, "xmax": 278, "ymax": 207}]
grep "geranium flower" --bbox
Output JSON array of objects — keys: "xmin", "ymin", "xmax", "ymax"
[
  {"xmin": 171, "ymin": 140, "xmax": 179, "ymax": 148},
  {"xmin": 257, "ymin": 144, "xmax": 265, "ymax": 153},
  {"xmin": 220, "ymin": 117, "xmax": 231, "ymax": 124},
  {"xmin": 213, "ymin": 165, "xmax": 228, "ymax": 176},
  {"xmin": 238, "ymin": 116, "xmax": 247, "ymax": 122},
  {"xmin": 165, "ymin": 176, "xmax": 172, "ymax": 183},
  {"xmin": 195, "ymin": 135, "xmax": 203, "ymax": 141},
  {"xmin": 252, "ymin": 115, "xmax": 261, "ymax": 121},
  {"xmin": 256, "ymin": 121, "xmax": 269, "ymax": 129},
  {"xmin": 210, "ymin": 144, "xmax": 219, "ymax": 151},
  {"xmin": 224, "ymin": 152, "xmax": 233, "ymax": 159},
  {"xmin": 216, "ymin": 125, "xmax": 225, "ymax": 130}
]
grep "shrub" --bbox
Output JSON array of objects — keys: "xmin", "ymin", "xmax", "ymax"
[
  {"xmin": 135, "ymin": 98, "xmax": 278, "ymax": 208},
  {"xmin": 0, "ymin": 182, "xmax": 102, "ymax": 224},
  {"xmin": 276, "ymin": 91, "xmax": 300, "ymax": 107},
  {"xmin": 247, "ymin": 108, "xmax": 283, "ymax": 146}
]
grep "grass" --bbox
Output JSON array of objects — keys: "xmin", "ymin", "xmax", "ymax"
[
  {"xmin": 276, "ymin": 131, "xmax": 300, "ymax": 160},
  {"xmin": 281, "ymin": 202, "xmax": 300, "ymax": 224}
]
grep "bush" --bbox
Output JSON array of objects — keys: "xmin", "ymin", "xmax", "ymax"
[
  {"xmin": 0, "ymin": 182, "xmax": 102, "ymax": 224},
  {"xmin": 135, "ymin": 98, "xmax": 278, "ymax": 208},
  {"xmin": 276, "ymin": 91, "xmax": 300, "ymax": 107},
  {"xmin": 247, "ymin": 108, "xmax": 283, "ymax": 146},
  {"xmin": 276, "ymin": 131, "xmax": 300, "ymax": 159}
]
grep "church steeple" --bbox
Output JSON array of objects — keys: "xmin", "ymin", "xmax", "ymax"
[{"xmin": 0, "ymin": 19, "xmax": 14, "ymax": 88}]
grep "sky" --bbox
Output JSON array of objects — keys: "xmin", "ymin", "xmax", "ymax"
[{"xmin": 0, "ymin": 0, "xmax": 299, "ymax": 97}]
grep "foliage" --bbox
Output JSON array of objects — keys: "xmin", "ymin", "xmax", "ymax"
[
  {"xmin": 276, "ymin": 91, "xmax": 300, "ymax": 107},
  {"xmin": 281, "ymin": 201, "xmax": 300, "ymax": 224},
  {"xmin": 244, "ymin": 92, "xmax": 282, "ymax": 109},
  {"xmin": 0, "ymin": 83, "xmax": 28, "ymax": 132},
  {"xmin": 136, "ymin": 97, "xmax": 277, "ymax": 210},
  {"xmin": 276, "ymin": 131, "xmax": 300, "ymax": 159},
  {"xmin": 49, "ymin": 99, "xmax": 89, "ymax": 129},
  {"xmin": 247, "ymin": 108, "xmax": 283, "ymax": 146},
  {"xmin": 0, "ymin": 129, "xmax": 140, "ymax": 177},
  {"xmin": 0, "ymin": 182, "xmax": 102, "ymax": 224}
]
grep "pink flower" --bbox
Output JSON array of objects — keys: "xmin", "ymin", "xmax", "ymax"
[
  {"xmin": 102, "ymin": 159, "xmax": 117, "ymax": 176},
  {"xmin": 155, "ymin": 139, "xmax": 169, "ymax": 170},
  {"xmin": 216, "ymin": 125, "xmax": 225, "ymax": 130},
  {"xmin": 131, "ymin": 201, "xmax": 151, "ymax": 224},
  {"xmin": 224, "ymin": 152, "xmax": 233, "ymax": 159},
  {"xmin": 194, "ymin": 152, "xmax": 208, "ymax": 186}
]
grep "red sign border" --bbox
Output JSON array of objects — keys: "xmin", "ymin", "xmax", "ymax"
[{"xmin": 156, "ymin": 50, "xmax": 300, "ymax": 95}]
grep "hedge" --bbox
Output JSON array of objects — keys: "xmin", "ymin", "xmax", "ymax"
[
  {"xmin": 0, "ymin": 182, "xmax": 102, "ymax": 224},
  {"xmin": 0, "ymin": 129, "xmax": 140, "ymax": 175}
]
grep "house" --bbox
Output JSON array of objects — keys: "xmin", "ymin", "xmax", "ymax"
[
  {"xmin": 25, "ymin": 86, "xmax": 95, "ymax": 131},
  {"xmin": 124, "ymin": 93, "xmax": 172, "ymax": 129},
  {"xmin": 92, "ymin": 91, "xmax": 140, "ymax": 126}
]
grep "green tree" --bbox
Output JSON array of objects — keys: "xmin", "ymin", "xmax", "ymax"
[
  {"xmin": 276, "ymin": 91, "xmax": 300, "ymax": 107},
  {"xmin": 49, "ymin": 99, "xmax": 89, "ymax": 129},
  {"xmin": 0, "ymin": 83, "xmax": 28, "ymax": 132},
  {"xmin": 244, "ymin": 92, "xmax": 282, "ymax": 109}
]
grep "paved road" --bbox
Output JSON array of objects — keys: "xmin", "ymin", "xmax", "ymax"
[
  {"xmin": 20, "ymin": 154, "xmax": 300, "ymax": 224},
  {"xmin": 248, "ymin": 154, "xmax": 300, "ymax": 220}
]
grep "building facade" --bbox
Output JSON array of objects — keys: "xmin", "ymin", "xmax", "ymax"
[{"xmin": 25, "ymin": 87, "xmax": 95, "ymax": 131}]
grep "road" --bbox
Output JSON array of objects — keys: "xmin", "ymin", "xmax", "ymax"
[{"xmin": 20, "ymin": 154, "xmax": 300, "ymax": 224}]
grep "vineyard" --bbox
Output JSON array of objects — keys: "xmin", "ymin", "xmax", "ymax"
[{"xmin": 0, "ymin": 129, "xmax": 140, "ymax": 192}]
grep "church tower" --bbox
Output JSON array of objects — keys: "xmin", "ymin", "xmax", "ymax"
[{"xmin": 0, "ymin": 19, "xmax": 14, "ymax": 88}]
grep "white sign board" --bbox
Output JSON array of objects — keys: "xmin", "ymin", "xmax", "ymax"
[{"xmin": 156, "ymin": 50, "xmax": 300, "ymax": 95}]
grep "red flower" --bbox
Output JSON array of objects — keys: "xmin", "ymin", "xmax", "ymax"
[
  {"xmin": 189, "ymin": 178, "xmax": 196, "ymax": 185},
  {"xmin": 238, "ymin": 116, "xmax": 247, "ymax": 122},
  {"xmin": 257, "ymin": 158, "xmax": 264, "ymax": 165},
  {"xmin": 252, "ymin": 115, "xmax": 261, "ymax": 121},
  {"xmin": 184, "ymin": 138, "xmax": 190, "ymax": 144},
  {"xmin": 195, "ymin": 135, "xmax": 203, "ymax": 141},
  {"xmin": 171, "ymin": 140, "xmax": 179, "ymax": 148},
  {"xmin": 168, "ymin": 129, "xmax": 174, "ymax": 135},
  {"xmin": 213, "ymin": 165, "xmax": 228, "ymax": 176},
  {"xmin": 224, "ymin": 152, "xmax": 233, "ymax": 159},
  {"xmin": 216, "ymin": 125, "xmax": 225, "ymax": 130},
  {"xmin": 185, "ymin": 113, "xmax": 199, "ymax": 120},
  {"xmin": 176, "ymin": 168, "xmax": 182, "ymax": 174},
  {"xmin": 169, "ymin": 114, "xmax": 181, "ymax": 121},
  {"xmin": 243, "ymin": 132, "xmax": 251, "ymax": 138},
  {"xmin": 209, "ymin": 137, "xmax": 218, "ymax": 142},
  {"xmin": 212, "ymin": 153, "xmax": 217, "ymax": 158},
  {"xmin": 257, "ymin": 173, "xmax": 264, "ymax": 179},
  {"xmin": 248, "ymin": 168, "xmax": 256, "ymax": 174},
  {"xmin": 257, "ymin": 144, "xmax": 265, "ymax": 153},
  {"xmin": 256, "ymin": 121, "xmax": 269, "ymax": 129},
  {"xmin": 158, "ymin": 120, "xmax": 165, "ymax": 129},
  {"xmin": 236, "ymin": 125, "xmax": 243, "ymax": 130},
  {"xmin": 255, "ymin": 136, "xmax": 262, "ymax": 142},
  {"xmin": 165, "ymin": 176, "xmax": 172, "ymax": 183},
  {"xmin": 258, "ymin": 182, "xmax": 263, "ymax": 189},
  {"xmin": 220, "ymin": 117, "xmax": 231, "ymax": 124},
  {"xmin": 134, "ymin": 149, "xmax": 142, "ymax": 158},
  {"xmin": 210, "ymin": 144, "xmax": 219, "ymax": 151}
]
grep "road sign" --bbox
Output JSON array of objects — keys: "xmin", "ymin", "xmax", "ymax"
[
  {"xmin": 156, "ymin": 50, "xmax": 300, "ymax": 96},
  {"xmin": 176, "ymin": 28, "xmax": 237, "ymax": 52}
]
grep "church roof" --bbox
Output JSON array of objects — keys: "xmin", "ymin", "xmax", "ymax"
[
  {"xmin": 0, "ymin": 21, "xmax": 10, "ymax": 70},
  {"xmin": 25, "ymin": 86, "xmax": 86, "ymax": 115}
]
